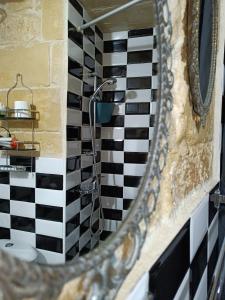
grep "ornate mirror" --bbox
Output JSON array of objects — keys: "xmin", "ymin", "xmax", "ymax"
[
  {"xmin": 188, "ymin": 0, "xmax": 218, "ymax": 125},
  {"xmin": 0, "ymin": 0, "xmax": 173, "ymax": 299}
]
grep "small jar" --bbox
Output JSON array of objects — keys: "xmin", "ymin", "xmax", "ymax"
[{"xmin": 0, "ymin": 102, "xmax": 6, "ymax": 117}]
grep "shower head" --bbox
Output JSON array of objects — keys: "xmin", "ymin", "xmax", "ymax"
[
  {"xmin": 106, "ymin": 78, "xmax": 117, "ymax": 85},
  {"xmin": 90, "ymin": 78, "xmax": 117, "ymax": 102}
]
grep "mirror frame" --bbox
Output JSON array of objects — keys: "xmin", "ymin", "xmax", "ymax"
[
  {"xmin": 0, "ymin": 1, "xmax": 173, "ymax": 299},
  {"xmin": 188, "ymin": 0, "xmax": 218, "ymax": 126}
]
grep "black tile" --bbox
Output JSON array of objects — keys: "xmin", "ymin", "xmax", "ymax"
[
  {"xmin": 81, "ymin": 166, "xmax": 93, "ymax": 182},
  {"xmin": 102, "ymin": 115, "xmax": 124, "ymax": 127},
  {"xmin": 94, "ymin": 197, "xmax": 100, "ymax": 210},
  {"xmin": 124, "ymin": 176, "xmax": 141, "ymax": 187},
  {"xmin": 104, "ymin": 39, "xmax": 127, "ymax": 53},
  {"xmin": 66, "ymin": 213, "xmax": 80, "ymax": 236},
  {"xmin": 0, "ymin": 199, "xmax": 9, "ymax": 213},
  {"xmin": 128, "ymin": 27, "xmax": 153, "ymax": 38},
  {"xmin": 36, "ymin": 204, "xmax": 63, "ymax": 222},
  {"xmin": 124, "ymin": 152, "xmax": 148, "ymax": 164},
  {"xmin": 95, "ymin": 26, "xmax": 103, "ymax": 39},
  {"xmin": 123, "ymin": 199, "xmax": 133, "ymax": 210},
  {"xmin": 11, "ymin": 215, "xmax": 35, "ymax": 233},
  {"xmin": 95, "ymin": 48, "xmax": 103, "ymax": 65},
  {"xmin": 80, "ymin": 241, "xmax": 91, "ymax": 256},
  {"xmin": 103, "ymin": 208, "xmax": 122, "ymax": 221},
  {"xmin": 150, "ymin": 115, "xmax": 155, "ymax": 127},
  {"xmin": 96, "ymin": 127, "xmax": 101, "ymax": 139},
  {"xmin": 0, "ymin": 172, "xmax": 9, "ymax": 184},
  {"xmin": 0, "ymin": 227, "xmax": 10, "ymax": 239},
  {"xmin": 102, "ymin": 91, "xmax": 125, "ymax": 103},
  {"xmin": 153, "ymin": 35, "xmax": 157, "ymax": 49},
  {"xmin": 82, "ymin": 141, "xmax": 92, "ymax": 153},
  {"xmin": 66, "ymin": 185, "xmax": 80, "ymax": 206},
  {"xmin": 69, "ymin": 0, "xmax": 83, "ymax": 16},
  {"xmin": 102, "ymin": 162, "xmax": 123, "ymax": 175},
  {"xmin": 36, "ymin": 174, "xmax": 63, "ymax": 190},
  {"xmin": 100, "ymin": 230, "xmax": 112, "ymax": 240},
  {"xmin": 102, "ymin": 139, "xmax": 124, "ymax": 151},
  {"xmin": 10, "ymin": 156, "xmax": 35, "ymax": 172},
  {"xmin": 96, "ymin": 151, "xmax": 101, "ymax": 163},
  {"xmin": 67, "ymin": 156, "xmax": 81, "ymax": 173},
  {"xmin": 127, "ymin": 50, "xmax": 152, "ymax": 64},
  {"xmin": 67, "ymin": 92, "xmax": 82, "ymax": 110},
  {"xmin": 68, "ymin": 57, "xmax": 83, "ymax": 79},
  {"xmin": 125, "ymin": 103, "xmax": 150, "ymax": 115},
  {"xmin": 66, "ymin": 241, "xmax": 79, "ymax": 261},
  {"xmin": 190, "ymin": 234, "xmax": 208, "ymax": 299},
  {"xmin": 81, "ymin": 194, "xmax": 92, "ymax": 209},
  {"xmin": 80, "ymin": 217, "xmax": 90, "ymax": 235},
  {"xmin": 152, "ymin": 63, "xmax": 158, "ymax": 75},
  {"xmin": 152, "ymin": 89, "xmax": 158, "ymax": 102},
  {"xmin": 149, "ymin": 221, "xmax": 190, "ymax": 300},
  {"xmin": 84, "ymin": 52, "xmax": 95, "ymax": 72},
  {"xmin": 127, "ymin": 77, "xmax": 151, "ymax": 90},
  {"xmin": 125, "ymin": 128, "xmax": 149, "ymax": 139},
  {"xmin": 103, "ymin": 65, "xmax": 127, "ymax": 78},
  {"xmin": 101, "ymin": 185, "xmax": 123, "ymax": 198},
  {"xmin": 84, "ymin": 26, "xmax": 95, "ymax": 44},
  {"xmin": 83, "ymin": 82, "xmax": 94, "ymax": 98},
  {"xmin": 10, "ymin": 186, "xmax": 35, "ymax": 202},
  {"xmin": 209, "ymin": 195, "xmax": 218, "ymax": 225},
  {"xmin": 67, "ymin": 125, "xmax": 81, "ymax": 141},
  {"xmin": 36, "ymin": 234, "xmax": 63, "ymax": 253},
  {"xmin": 208, "ymin": 239, "xmax": 218, "ymax": 292},
  {"xmin": 68, "ymin": 21, "xmax": 83, "ymax": 49},
  {"xmin": 82, "ymin": 112, "xmax": 90, "ymax": 125}
]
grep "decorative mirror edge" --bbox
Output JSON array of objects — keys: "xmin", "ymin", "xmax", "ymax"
[{"xmin": 0, "ymin": 1, "xmax": 173, "ymax": 299}]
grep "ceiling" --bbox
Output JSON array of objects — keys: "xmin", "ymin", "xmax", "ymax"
[{"xmin": 79, "ymin": 0, "xmax": 155, "ymax": 33}]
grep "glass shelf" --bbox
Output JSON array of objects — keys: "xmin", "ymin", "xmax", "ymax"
[
  {"xmin": 0, "ymin": 109, "xmax": 39, "ymax": 121},
  {"xmin": 0, "ymin": 165, "xmax": 27, "ymax": 172}
]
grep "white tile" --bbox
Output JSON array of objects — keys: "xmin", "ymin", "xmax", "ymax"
[
  {"xmin": 128, "ymin": 36, "xmax": 154, "ymax": 51},
  {"xmin": 66, "ymin": 199, "xmax": 80, "ymax": 222},
  {"xmin": 65, "ymin": 227, "xmax": 79, "ymax": 252},
  {"xmin": 101, "ymin": 151, "xmax": 124, "ymax": 163},
  {"xmin": 190, "ymin": 194, "xmax": 209, "ymax": 262},
  {"xmin": 149, "ymin": 127, "xmax": 155, "ymax": 139},
  {"xmin": 103, "ymin": 219, "xmax": 119, "ymax": 232},
  {"xmin": 127, "ymin": 63, "xmax": 152, "ymax": 77},
  {"xmin": 150, "ymin": 102, "xmax": 157, "ymax": 114},
  {"xmin": 113, "ymin": 103, "xmax": 125, "ymax": 115},
  {"xmin": 10, "ymin": 229, "xmax": 35, "ymax": 247},
  {"xmin": 152, "ymin": 75, "xmax": 159, "ymax": 89},
  {"xmin": 82, "ymin": 126, "xmax": 91, "ymax": 140},
  {"xmin": 104, "ymin": 31, "xmax": 128, "ymax": 41},
  {"xmin": 67, "ymin": 141, "xmax": 81, "ymax": 157},
  {"xmin": 123, "ymin": 186, "xmax": 139, "ymax": 199},
  {"xmin": 95, "ymin": 34, "xmax": 103, "ymax": 52},
  {"xmin": 0, "ymin": 213, "xmax": 10, "ymax": 228},
  {"xmin": 101, "ymin": 174, "xmax": 124, "ymax": 186},
  {"xmin": 36, "ymin": 249, "xmax": 65, "ymax": 265},
  {"xmin": 67, "ymin": 109, "xmax": 82, "ymax": 126},
  {"xmin": 152, "ymin": 48, "xmax": 159, "ymax": 63},
  {"xmin": 101, "ymin": 197, "xmax": 123, "ymax": 210},
  {"xmin": 36, "ymin": 158, "xmax": 65, "ymax": 174},
  {"xmin": 208, "ymin": 212, "xmax": 219, "ymax": 261},
  {"xmin": 124, "ymin": 140, "xmax": 149, "ymax": 152},
  {"xmin": 68, "ymin": 73, "xmax": 82, "ymax": 95},
  {"xmin": 83, "ymin": 36, "xmax": 95, "ymax": 58},
  {"xmin": 68, "ymin": 2, "xmax": 83, "ymax": 27},
  {"xmin": 35, "ymin": 188, "xmax": 65, "ymax": 207},
  {"xmin": 173, "ymin": 270, "xmax": 190, "ymax": 300},
  {"xmin": 124, "ymin": 163, "xmax": 147, "ymax": 176},
  {"xmin": 36, "ymin": 219, "xmax": 63, "ymax": 238},
  {"xmin": 82, "ymin": 97, "xmax": 90, "ymax": 112},
  {"xmin": 103, "ymin": 52, "xmax": 127, "ymax": 66},
  {"xmin": 81, "ymin": 155, "xmax": 93, "ymax": 169},
  {"xmin": 127, "ymin": 272, "xmax": 149, "ymax": 300},
  {"xmin": 125, "ymin": 115, "xmax": 150, "ymax": 127},
  {"xmin": 10, "ymin": 172, "xmax": 35, "ymax": 188},
  {"xmin": 126, "ymin": 89, "xmax": 151, "ymax": 103},
  {"xmin": 193, "ymin": 267, "xmax": 207, "ymax": 300},
  {"xmin": 0, "ymin": 184, "xmax": 10, "ymax": 199},
  {"xmin": 101, "ymin": 127, "xmax": 124, "ymax": 140},
  {"xmin": 10, "ymin": 200, "xmax": 35, "ymax": 218},
  {"xmin": 66, "ymin": 170, "xmax": 81, "ymax": 190},
  {"xmin": 79, "ymin": 229, "xmax": 91, "ymax": 250},
  {"xmin": 68, "ymin": 39, "xmax": 83, "ymax": 65},
  {"xmin": 95, "ymin": 61, "xmax": 103, "ymax": 78},
  {"xmin": 80, "ymin": 204, "xmax": 92, "ymax": 223}
]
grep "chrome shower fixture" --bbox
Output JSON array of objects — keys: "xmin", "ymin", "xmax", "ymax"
[{"xmin": 90, "ymin": 78, "xmax": 117, "ymax": 103}]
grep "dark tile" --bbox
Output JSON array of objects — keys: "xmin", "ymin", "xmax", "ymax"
[
  {"xmin": 82, "ymin": 141, "xmax": 92, "ymax": 153},
  {"xmin": 103, "ymin": 65, "xmax": 127, "ymax": 78},
  {"xmin": 68, "ymin": 57, "xmax": 83, "ymax": 79},
  {"xmin": 95, "ymin": 26, "xmax": 103, "ymax": 39},
  {"xmin": 36, "ymin": 204, "xmax": 63, "ymax": 222},
  {"xmin": 209, "ymin": 195, "xmax": 218, "ymax": 225},
  {"xmin": 67, "ymin": 126, "xmax": 81, "ymax": 141},
  {"xmin": 67, "ymin": 156, "xmax": 81, "ymax": 173},
  {"xmin": 82, "ymin": 112, "xmax": 90, "ymax": 125},
  {"xmin": 80, "ymin": 241, "xmax": 91, "ymax": 256},
  {"xmin": 0, "ymin": 172, "xmax": 9, "ymax": 184},
  {"xmin": 102, "ymin": 139, "xmax": 124, "ymax": 151},
  {"xmin": 67, "ymin": 92, "xmax": 82, "ymax": 110},
  {"xmin": 66, "ymin": 241, "xmax": 79, "ymax": 261},
  {"xmin": 128, "ymin": 27, "xmax": 154, "ymax": 38},
  {"xmin": 125, "ymin": 103, "xmax": 150, "ymax": 115},
  {"xmin": 96, "ymin": 127, "xmax": 101, "ymax": 139},
  {"xmin": 153, "ymin": 35, "xmax": 157, "ymax": 49},
  {"xmin": 66, "ymin": 186, "xmax": 80, "ymax": 206},
  {"xmin": 104, "ymin": 39, "xmax": 127, "ymax": 53},
  {"xmin": 127, "ymin": 77, "xmax": 151, "ymax": 90},
  {"xmin": 84, "ymin": 52, "xmax": 95, "ymax": 72},
  {"xmin": 81, "ymin": 194, "xmax": 92, "ymax": 209},
  {"xmin": 127, "ymin": 50, "xmax": 152, "ymax": 64},
  {"xmin": 80, "ymin": 217, "xmax": 90, "ymax": 235},
  {"xmin": 101, "ymin": 185, "xmax": 123, "ymax": 198},
  {"xmin": 152, "ymin": 89, "xmax": 158, "ymax": 102},
  {"xmin": 36, "ymin": 234, "xmax": 63, "ymax": 253},
  {"xmin": 125, "ymin": 128, "xmax": 149, "ymax": 139},
  {"xmin": 94, "ymin": 197, "xmax": 100, "ymax": 210},
  {"xmin": 83, "ymin": 82, "xmax": 94, "ymax": 98},
  {"xmin": 96, "ymin": 151, "xmax": 101, "ymax": 163},
  {"xmin": 0, "ymin": 227, "xmax": 10, "ymax": 239},
  {"xmin": 69, "ymin": 0, "xmax": 83, "ymax": 16},
  {"xmin": 150, "ymin": 115, "xmax": 155, "ymax": 127},
  {"xmin": 124, "ymin": 152, "xmax": 148, "ymax": 164},
  {"xmin": 95, "ymin": 48, "xmax": 103, "ymax": 65},
  {"xmin": 0, "ymin": 199, "xmax": 9, "ymax": 213},
  {"xmin": 102, "ymin": 91, "xmax": 125, "ymax": 103},
  {"xmin": 66, "ymin": 213, "xmax": 80, "ymax": 236},
  {"xmin": 96, "ymin": 76, "xmax": 103, "ymax": 88},
  {"xmin": 149, "ymin": 221, "xmax": 190, "ymax": 300},
  {"xmin": 103, "ymin": 208, "xmax": 122, "ymax": 221},
  {"xmin": 36, "ymin": 174, "xmax": 63, "ymax": 190},
  {"xmin": 102, "ymin": 162, "xmax": 123, "ymax": 175},
  {"xmin": 10, "ymin": 156, "xmax": 35, "ymax": 172},
  {"xmin": 124, "ymin": 176, "xmax": 141, "ymax": 187},
  {"xmin": 11, "ymin": 215, "xmax": 35, "ymax": 233},
  {"xmin": 100, "ymin": 230, "xmax": 112, "ymax": 240},
  {"xmin": 208, "ymin": 239, "xmax": 218, "ymax": 293},
  {"xmin": 123, "ymin": 199, "xmax": 133, "ymax": 210},
  {"xmin": 10, "ymin": 186, "xmax": 35, "ymax": 202},
  {"xmin": 84, "ymin": 26, "xmax": 95, "ymax": 44},
  {"xmin": 68, "ymin": 21, "xmax": 83, "ymax": 49},
  {"xmin": 190, "ymin": 234, "xmax": 208, "ymax": 299},
  {"xmin": 81, "ymin": 166, "xmax": 93, "ymax": 182},
  {"xmin": 152, "ymin": 63, "xmax": 158, "ymax": 75},
  {"xmin": 102, "ymin": 116, "xmax": 124, "ymax": 127}
]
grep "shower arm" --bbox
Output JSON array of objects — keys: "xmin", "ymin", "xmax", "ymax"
[{"xmin": 69, "ymin": 0, "xmax": 145, "ymax": 32}]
